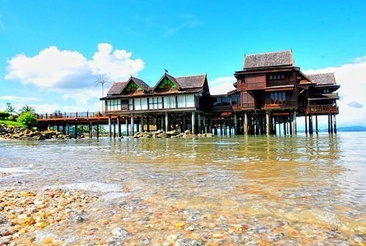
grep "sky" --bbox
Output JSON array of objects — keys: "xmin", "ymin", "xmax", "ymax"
[{"xmin": 1, "ymin": 0, "xmax": 366, "ymax": 128}]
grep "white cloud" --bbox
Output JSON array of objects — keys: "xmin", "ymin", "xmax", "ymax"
[
  {"xmin": 4, "ymin": 43, "xmax": 144, "ymax": 112},
  {"xmin": 0, "ymin": 96, "xmax": 40, "ymax": 103},
  {"xmin": 304, "ymin": 58, "xmax": 366, "ymax": 127},
  {"xmin": 209, "ymin": 76, "xmax": 236, "ymax": 95}
]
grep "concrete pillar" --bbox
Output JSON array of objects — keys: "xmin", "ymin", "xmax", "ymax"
[
  {"xmin": 140, "ymin": 116, "xmax": 144, "ymax": 132},
  {"xmin": 244, "ymin": 113, "xmax": 248, "ymax": 135},
  {"xmin": 165, "ymin": 112, "xmax": 169, "ymax": 131},
  {"xmin": 197, "ymin": 113, "xmax": 202, "ymax": 133},
  {"xmin": 266, "ymin": 111, "xmax": 270, "ymax": 136},
  {"xmin": 234, "ymin": 113, "xmax": 238, "ymax": 135},
  {"xmin": 183, "ymin": 114, "xmax": 187, "ymax": 131},
  {"xmin": 333, "ymin": 114, "xmax": 337, "ymax": 134},
  {"xmin": 203, "ymin": 115, "xmax": 207, "ymax": 133},
  {"xmin": 130, "ymin": 114, "xmax": 134, "ymax": 136},
  {"xmin": 191, "ymin": 112, "xmax": 195, "ymax": 134},
  {"xmin": 330, "ymin": 115, "xmax": 334, "ymax": 134},
  {"xmin": 125, "ymin": 117, "xmax": 129, "ymax": 136}
]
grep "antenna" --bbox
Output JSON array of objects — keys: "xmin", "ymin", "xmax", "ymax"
[{"xmin": 95, "ymin": 74, "xmax": 109, "ymax": 112}]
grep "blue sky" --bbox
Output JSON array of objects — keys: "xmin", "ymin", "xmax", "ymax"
[{"xmin": 1, "ymin": 0, "xmax": 366, "ymax": 128}]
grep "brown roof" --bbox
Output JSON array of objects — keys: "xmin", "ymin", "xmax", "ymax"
[
  {"xmin": 244, "ymin": 50, "xmax": 293, "ymax": 69},
  {"xmin": 175, "ymin": 74, "xmax": 206, "ymax": 89},
  {"xmin": 107, "ymin": 82, "xmax": 127, "ymax": 95},
  {"xmin": 131, "ymin": 77, "xmax": 150, "ymax": 91},
  {"xmin": 307, "ymin": 73, "xmax": 337, "ymax": 85}
]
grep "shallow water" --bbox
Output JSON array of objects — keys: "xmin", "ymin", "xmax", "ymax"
[{"xmin": 1, "ymin": 132, "xmax": 366, "ymax": 244}]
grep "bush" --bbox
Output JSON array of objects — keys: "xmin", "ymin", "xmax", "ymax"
[
  {"xmin": 17, "ymin": 112, "xmax": 37, "ymax": 129},
  {"xmin": 0, "ymin": 111, "xmax": 10, "ymax": 120},
  {"xmin": 8, "ymin": 115, "xmax": 17, "ymax": 121}
]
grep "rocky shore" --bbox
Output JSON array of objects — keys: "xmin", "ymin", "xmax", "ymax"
[
  {"xmin": 0, "ymin": 125, "xmax": 77, "ymax": 140},
  {"xmin": 0, "ymin": 187, "xmax": 364, "ymax": 245}
]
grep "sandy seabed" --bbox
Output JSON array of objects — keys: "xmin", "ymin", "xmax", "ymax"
[{"xmin": 1, "ymin": 187, "xmax": 365, "ymax": 246}]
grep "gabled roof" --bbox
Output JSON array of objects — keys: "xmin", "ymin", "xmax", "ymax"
[
  {"xmin": 307, "ymin": 73, "xmax": 337, "ymax": 85},
  {"xmin": 244, "ymin": 50, "xmax": 293, "ymax": 69},
  {"xmin": 107, "ymin": 82, "xmax": 127, "ymax": 95},
  {"xmin": 129, "ymin": 76, "xmax": 150, "ymax": 91},
  {"xmin": 153, "ymin": 73, "xmax": 181, "ymax": 91},
  {"xmin": 175, "ymin": 74, "xmax": 207, "ymax": 89},
  {"xmin": 153, "ymin": 73, "xmax": 207, "ymax": 92}
]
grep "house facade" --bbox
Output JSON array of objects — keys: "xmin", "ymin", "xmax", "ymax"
[{"xmin": 101, "ymin": 50, "xmax": 340, "ymax": 136}]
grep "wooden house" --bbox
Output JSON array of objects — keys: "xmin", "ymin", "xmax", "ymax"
[
  {"xmin": 101, "ymin": 73, "xmax": 211, "ymax": 136},
  {"xmin": 100, "ymin": 50, "xmax": 340, "ymax": 137},
  {"xmin": 233, "ymin": 50, "xmax": 311, "ymax": 135}
]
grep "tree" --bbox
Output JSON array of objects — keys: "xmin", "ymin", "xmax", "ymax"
[
  {"xmin": 19, "ymin": 105, "xmax": 36, "ymax": 114},
  {"xmin": 6, "ymin": 102, "xmax": 17, "ymax": 115},
  {"xmin": 17, "ymin": 112, "xmax": 37, "ymax": 129}
]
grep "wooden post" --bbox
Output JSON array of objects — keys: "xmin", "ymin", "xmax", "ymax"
[
  {"xmin": 96, "ymin": 123, "xmax": 99, "ymax": 139},
  {"xmin": 117, "ymin": 116, "xmax": 121, "ymax": 138},
  {"xmin": 309, "ymin": 115, "xmax": 313, "ymax": 135},
  {"xmin": 333, "ymin": 114, "xmax": 337, "ymax": 134},
  {"xmin": 315, "ymin": 115, "xmax": 319, "ymax": 134},
  {"xmin": 74, "ymin": 124, "xmax": 78, "ymax": 138},
  {"xmin": 89, "ymin": 122, "xmax": 92, "ymax": 138},
  {"xmin": 293, "ymin": 111, "xmax": 297, "ymax": 135},
  {"xmin": 304, "ymin": 115, "xmax": 308, "ymax": 135},
  {"xmin": 108, "ymin": 116, "xmax": 112, "ymax": 138}
]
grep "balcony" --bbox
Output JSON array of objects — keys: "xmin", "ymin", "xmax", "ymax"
[{"xmin": 306, "ymin": 105, "xmax": 339, "ymax": 115}]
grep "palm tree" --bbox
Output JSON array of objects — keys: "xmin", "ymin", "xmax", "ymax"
[
  {"xmin": 19, "ymin": 105, "xmax": 35, "ymax": 115},
  {"xmin": 6, "ymin": 102, "xmax": 17, "ymax": 115}
]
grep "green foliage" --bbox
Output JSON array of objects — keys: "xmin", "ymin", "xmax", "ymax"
[
  {"xmin": 0, "ymin": 119, "xmax": 22, "ymax": 128},
  {"xmin": 0, "ymin": 111, "xmax": 10, "ymax": 120},
  {"xmin": 17, "ymin": 112, "xmax": 37, "ymax": 129},
  {"xmin": 6, "ymin": 102, "xmax": 17, "ymax": 115},
  {"xmin": 19, "ymin": 105, "xmax": 36, "ymax": 115}
]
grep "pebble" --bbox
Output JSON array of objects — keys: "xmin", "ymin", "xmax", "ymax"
[{"xmin": 0, "ymin": 188, "xmax": 364, "ymax": 245}]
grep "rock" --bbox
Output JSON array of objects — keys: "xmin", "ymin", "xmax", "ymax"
[{"xmin": 111, "ymin": 227, "xmax": 128, "ymax": 238}]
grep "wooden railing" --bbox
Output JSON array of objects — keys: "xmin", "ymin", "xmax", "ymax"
[
  {"xmin": 306, "ymin": 105, "xmax": 339, "ymax": 114},
  {"xmin": 36, "ymin": 111, "xmax": 106, "ymax": 120}
]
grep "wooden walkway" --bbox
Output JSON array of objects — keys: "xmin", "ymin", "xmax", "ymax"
[{"xmin": 36, "ymin": 112, "xmax": 110, "ymax": 124}]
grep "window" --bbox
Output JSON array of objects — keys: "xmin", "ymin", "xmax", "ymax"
[
  {"xmin": 177, "ymin": 95, "xmax": 195, "ymax": 108},
  {"xmin": 134, "ymin": 98, "xmax": 148, "ymax": 110},
  {"xmin": 270, "ymin": 92, "xmax": 286, "ymax": 105},
  {"xmin": 128, "ymin": 99, "xmax": 134, "ymax": 110},
  {"xmin": 164, "ymin": 96, "xmax": 176, "ymax": 108},
  {"xmin": 269, "ymin": 74, "xmax": 285, "ymax": 80},
  {"xmin": 230, "ymin": 94, "xmax": 240, "ymax": 105},
  {"xmin": 107, "ymin": 99, "xmax": 121, "ymax": 111},
  {"xmin": 149, "ymin": 97, "xmax": 163, "ymax": 109},
  {"xmin": 121, "ymin": 100, "xmax": 129, "ymax": 110}
]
